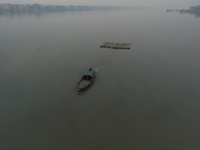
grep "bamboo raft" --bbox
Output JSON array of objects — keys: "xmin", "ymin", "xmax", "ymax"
[{"xmin": 100, "ymin": 42, "xmax": 132, "ymax": 50}]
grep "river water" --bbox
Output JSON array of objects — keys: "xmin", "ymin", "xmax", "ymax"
[{"xmin": 0, "ymin": 9, "xmax": 200, "ymax": 150}]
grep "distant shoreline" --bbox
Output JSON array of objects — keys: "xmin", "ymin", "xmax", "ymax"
[
  {"xmin": 0, "ymin": 3, "xmax": 139, "ymax": 15},
  {"xmin": 166, "ymin": 5, "xmax": 200, "ymax": 17}
]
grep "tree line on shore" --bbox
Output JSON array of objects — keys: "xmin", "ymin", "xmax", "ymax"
[
  {"xmin": 0, "ymin": 3, "xmax": 132, "ymax": 14},
  {"xmin": 167, "ymin": 5, "xmax": 200, "ymax": 17}
]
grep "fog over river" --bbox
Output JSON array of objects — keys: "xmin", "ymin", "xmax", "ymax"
[{"xmin": 0, "ymin": 8, "xmax": 200, "ymax": 150}]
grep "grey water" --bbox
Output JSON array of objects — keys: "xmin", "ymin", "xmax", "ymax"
[{"xmin": 0, "ymin": 9, "xmax": 200, "ymax": 150}]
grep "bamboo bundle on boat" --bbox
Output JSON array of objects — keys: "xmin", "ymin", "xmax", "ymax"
[
  {"xmin": 113, "ymin": 43, "xmax": 119, "ymax": 49},
  {"xmin": 107, "ymin": 42, "xmax": 115, "ymax": 48},
  {"xmin": 121, "ymin": 43, "xmax": 126, "ymax": 49},
  {"xmin": 100, "ymin": 42, "xmax": 110, "ymax": 48},
  {"xmin": 124, "ymin": 43, "xmax": 129, "ymax": 49},
  {"xmin": 125, "ymin": 43, "xmax": 132, "ymax": 49},
  {"xmin": 100, "ymin": 42, "xmax": 132, "ymax": 50}
]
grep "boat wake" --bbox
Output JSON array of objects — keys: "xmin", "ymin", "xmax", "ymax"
[
  {"xmin": 94, "ymin": 65, "xmax": 104, "ymax": 72},
  {"xmin": 94, "ymin": 51, "xmax": 116, "ymax": 72}
]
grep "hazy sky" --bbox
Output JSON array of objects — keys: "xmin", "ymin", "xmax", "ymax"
[{"xmin": 0, "ymin": 0, "xmax": 199, "ymax": 9}]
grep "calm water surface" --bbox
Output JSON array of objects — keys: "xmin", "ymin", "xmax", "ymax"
[{"xmin": 0, "ymin": 9, "xmax": 200, "ymax": 150}]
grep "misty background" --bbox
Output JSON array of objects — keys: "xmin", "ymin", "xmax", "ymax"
[
  {"xmin": 0, "ymin": 0, "xmax": 200, "ymax": 150},
  {"xmin": 0, "ymin": 0, "xmax": 200, "ymax": 9}
]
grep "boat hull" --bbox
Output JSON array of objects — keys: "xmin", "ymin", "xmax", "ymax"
[
  {"xmin": 77, "ymin": 78, "xmax": 95, "ymax": 91},
  {"xmin": 77, "ymin": 68, "xmax": 95, "ymax": 91}
]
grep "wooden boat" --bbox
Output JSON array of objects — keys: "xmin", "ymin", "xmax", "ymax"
[{"xmin": 77, "ymin": 68, "xmax": 95, "ymax": 91}]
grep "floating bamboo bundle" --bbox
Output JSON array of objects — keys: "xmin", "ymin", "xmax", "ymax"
[
  {"xmin": 100, "ymin": 42, "xmax": 110, "ymax": 48},
  {"xmin": 100, "ymin": 42, "xmax": 132, "ymax": 50}
]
